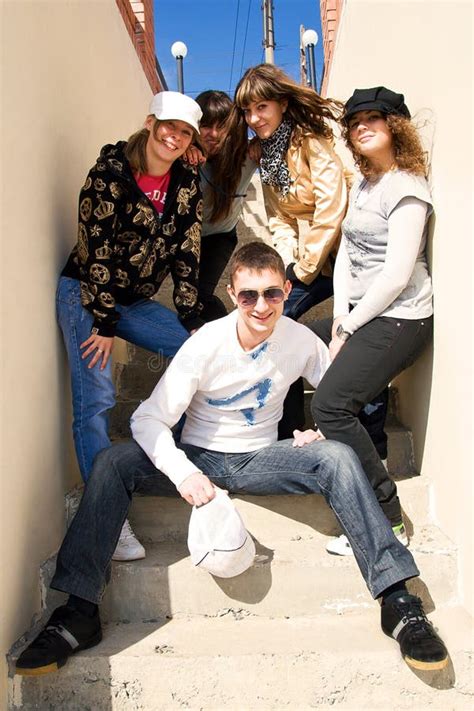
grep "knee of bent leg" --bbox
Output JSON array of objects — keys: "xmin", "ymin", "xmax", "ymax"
[
  {"xmin": 90, "ymin": 441, "xmax": 135, "ymax": 485},
  {"xmin": 317, "ymin": 440, "xmax": 363, "ymax": 489},
  {"xmin": 319, "ymin": 439, "xmax": 357, "ymax": 468},
  {"xmin": 311, "ymin": 388, "xmax": 335, "ymax": 428}
]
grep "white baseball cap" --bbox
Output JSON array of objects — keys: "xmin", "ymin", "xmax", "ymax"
[
  {"xmin": 187, "ymin": 489, "xmax": 256, "ymax": 578},
  {"xmin": 149, "ymin": 91, "xmax": 202, "ymax": 134}
]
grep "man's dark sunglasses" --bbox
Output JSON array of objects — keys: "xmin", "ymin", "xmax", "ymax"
[{"xmin": 235, "ymin": 287, "xmax": 285, "ymax": 308}]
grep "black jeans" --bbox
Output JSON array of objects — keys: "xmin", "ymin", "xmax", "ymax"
[
  {"xmin": 278, "ymin": 272, "xmax": 334, "ymax": 439},
  {"xmin": 198, "ymin": 228, "xmax": 238, "ymax": 322},
  {"xmin": 310, "ymin": 315, "xmax": 433, "ymax": 525}
]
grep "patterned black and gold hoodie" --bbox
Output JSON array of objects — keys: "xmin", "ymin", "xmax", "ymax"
[{"xmin": 62, "ymin": 141, "xmax": 204, "ymax": 336}]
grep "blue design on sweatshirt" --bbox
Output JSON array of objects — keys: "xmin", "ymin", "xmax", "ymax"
[
  {"xmin": 249, "ymin": 342, "xmax": 268, "ymax": 360},
  {"xmin": 206, "ymin": 378, "xmax": 272, "ymax": 425}
]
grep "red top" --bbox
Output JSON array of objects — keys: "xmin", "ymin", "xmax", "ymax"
[{"xmin": 135, "ymin": 171, "xmax": 171, "ymax": 216}]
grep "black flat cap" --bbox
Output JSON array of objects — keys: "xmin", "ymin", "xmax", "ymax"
[{"xmin": 343, "ymin": 86, "xmax": 411, "ymax": 122}]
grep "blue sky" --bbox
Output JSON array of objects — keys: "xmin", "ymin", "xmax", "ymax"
[{"xmin": 154, "ymin": 0, "xmax": 324, "ymax": 98}]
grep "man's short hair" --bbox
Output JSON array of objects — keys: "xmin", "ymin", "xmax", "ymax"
[{"xmin": 229, "ymin": 242, "xmax": 286, "ymax": 286}]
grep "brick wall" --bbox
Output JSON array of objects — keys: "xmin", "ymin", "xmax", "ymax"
[
  {"xmin": 319, "ymin": 0, "xmax": 343, "ymax": 95},
  {"xmin": 116, "ymin": 0, "xmax": 163, "ymax": 93}
]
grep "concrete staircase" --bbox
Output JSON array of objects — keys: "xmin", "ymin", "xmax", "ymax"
[
  {"xmin": 8, "ymin": 487, "xmax": 473, "ymax": 709},
  {"xmin": 8, "ymin": 176, "xmax": 473, "ymax": 709}
]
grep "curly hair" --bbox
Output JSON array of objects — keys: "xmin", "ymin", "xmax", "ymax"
[{"xmin": 342, "ymin": 114, "xmax": 427, "ymax": 181}]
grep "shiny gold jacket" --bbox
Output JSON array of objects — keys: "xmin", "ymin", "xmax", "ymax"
[{"xmin": 262, "ymin": 132, "xmax": 348, "ymax": 284}]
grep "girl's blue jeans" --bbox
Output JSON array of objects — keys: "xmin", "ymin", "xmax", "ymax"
[{"xmin": 56, "ymin": 277, "xmax": 189, "ymax": 480}]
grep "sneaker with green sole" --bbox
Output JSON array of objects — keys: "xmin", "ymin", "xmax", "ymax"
[{"xmin": 326, "ymin": 523, "xmax": 408, "ymax": 556}]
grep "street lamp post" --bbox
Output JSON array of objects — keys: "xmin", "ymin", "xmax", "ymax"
[
  {"xmin": 171, "ymin": 41, "xmax": 187, "ymax": 94},
  {"xmin": 302, "ymin": 29, "xmax": 318, "ymax": 92}
]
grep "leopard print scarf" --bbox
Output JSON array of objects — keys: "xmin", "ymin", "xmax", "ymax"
[{"xmin": 259, "ymin": 118, "xmax": 293, "ymax": 197}]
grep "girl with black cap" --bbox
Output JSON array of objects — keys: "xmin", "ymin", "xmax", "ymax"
[{"xmin": 301, "ymin": 87, "xmax": 434, "ymax": 556}]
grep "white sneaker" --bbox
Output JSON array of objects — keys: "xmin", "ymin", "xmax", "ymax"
[
  {"xmin": 326, "ymin": 524, "xmax": 409, "ymax": 557},
  {"xmin": 112, "ymin": 519, "xmax": 146, "ymax": 561}
]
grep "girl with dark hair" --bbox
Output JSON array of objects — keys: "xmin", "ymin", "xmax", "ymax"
[
  {"xmin": 297, "ymin": 87, "xmax": 434, "ymax": 556},
  {"xmin": 57, "ymin": 91, "xmax": 204, "ymax": 560},
  {"xmin": 194, "ymin": 90, "xmax": 256, "ymax": 321}
]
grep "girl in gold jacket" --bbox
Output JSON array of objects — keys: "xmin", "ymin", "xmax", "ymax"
[{"xmin": 228, "ymin": 63, "xmax": 348, "ymax": 321}]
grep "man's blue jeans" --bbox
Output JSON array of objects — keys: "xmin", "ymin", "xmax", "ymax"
[
  {"xmin": 51, "ymin": 439, "xmax": 419, "ymax": 603},
  {"xmin": 56, "ymin": 277, "xmax": 189, "ymax": 480}
]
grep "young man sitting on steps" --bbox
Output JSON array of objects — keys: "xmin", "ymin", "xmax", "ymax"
[{"xmin": 16, "ymin": 242, "xmax": 448, "ymax": 676}]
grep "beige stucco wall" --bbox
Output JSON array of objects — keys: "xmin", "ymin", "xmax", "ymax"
[
  {"xmin": 325, "ymin": 0, "xmax": 473, "ymax": 613},
  {"xmin": 1, "ymin": 0, "xmax": 153, "ymax": 703}
]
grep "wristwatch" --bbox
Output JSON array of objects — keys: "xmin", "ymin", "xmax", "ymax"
[{"xmin": 336, "ymin": 324, "xmax": 352, "ymax": 342}]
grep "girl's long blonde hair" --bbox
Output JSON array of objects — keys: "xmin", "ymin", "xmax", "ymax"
[{"xmin": 125, "ymin": 117, "xmax": 202, "ymax": 175}]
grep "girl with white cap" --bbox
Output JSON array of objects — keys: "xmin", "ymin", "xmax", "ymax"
[{"xmin": 57, "ymin": 91, "xmax": 204, "ymax": 560}]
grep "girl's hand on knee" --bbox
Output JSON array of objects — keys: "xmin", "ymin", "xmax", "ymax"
[
  {"xmin": 329, "ymin": 337, "xmax": 345, "ymax": 361},
  {"xmin": 292, "ymin": 428, "xmax": 325, "ymax": 447},
  {"xmin": 80, "ymin": 334, "xmax": 114, "ymax": 370},
  {"xmin": 331, "ymin": 316, "xmax": 345, "ymax": 340}
]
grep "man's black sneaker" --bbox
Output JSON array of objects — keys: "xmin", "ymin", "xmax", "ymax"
[
  {"xmin": 15, "ymin": 605, "xmax": 102, "ymax": 675},
  {"xmin": 381, "ymin": 593, "xmax": 448, "ymax": 670}
]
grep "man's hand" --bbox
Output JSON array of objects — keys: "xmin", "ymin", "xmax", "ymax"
[
  {"xmin": 178, "ymin": 471, "xmax": 220, "ymax": 506},
  {"xmin": 292, "ymin": 428, "xmax": 326, "ymax": 448},
  {"xmin": 80, "ymin": 334, "xmax": 114, "ymax": 370}
]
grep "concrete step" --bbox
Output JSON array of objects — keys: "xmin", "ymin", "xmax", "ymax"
[
  {"xmin": 39, "ymin": 523, "xmax": 457, "ymax": 624},
  {"xmin": 237, "ymin": 221, "xmax": 272, "ymax": 242},
  {"xmin": 64, "ymin": 471, "xmax": 433, "ymax": 547},
  {"xmin": 239, "ymin": 209, "xmax": 271, "ymax": 230},
  {"xmin": 9, "ymin": 607, "xmax": 473, "ymax": 710},
  {"xmin": 127, "ymin": 483, "xmax": 434, "ymax": 543}
]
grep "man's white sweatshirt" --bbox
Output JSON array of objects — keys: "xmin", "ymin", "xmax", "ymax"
[{"xmin": 131, "ymin": 311, "xmax": 329, "ymax": 489}]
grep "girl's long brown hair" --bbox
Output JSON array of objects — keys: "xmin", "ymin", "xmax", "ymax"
[{"xmin": 222, "ymin": 63, "xmax": 344, "ymax": 187}]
